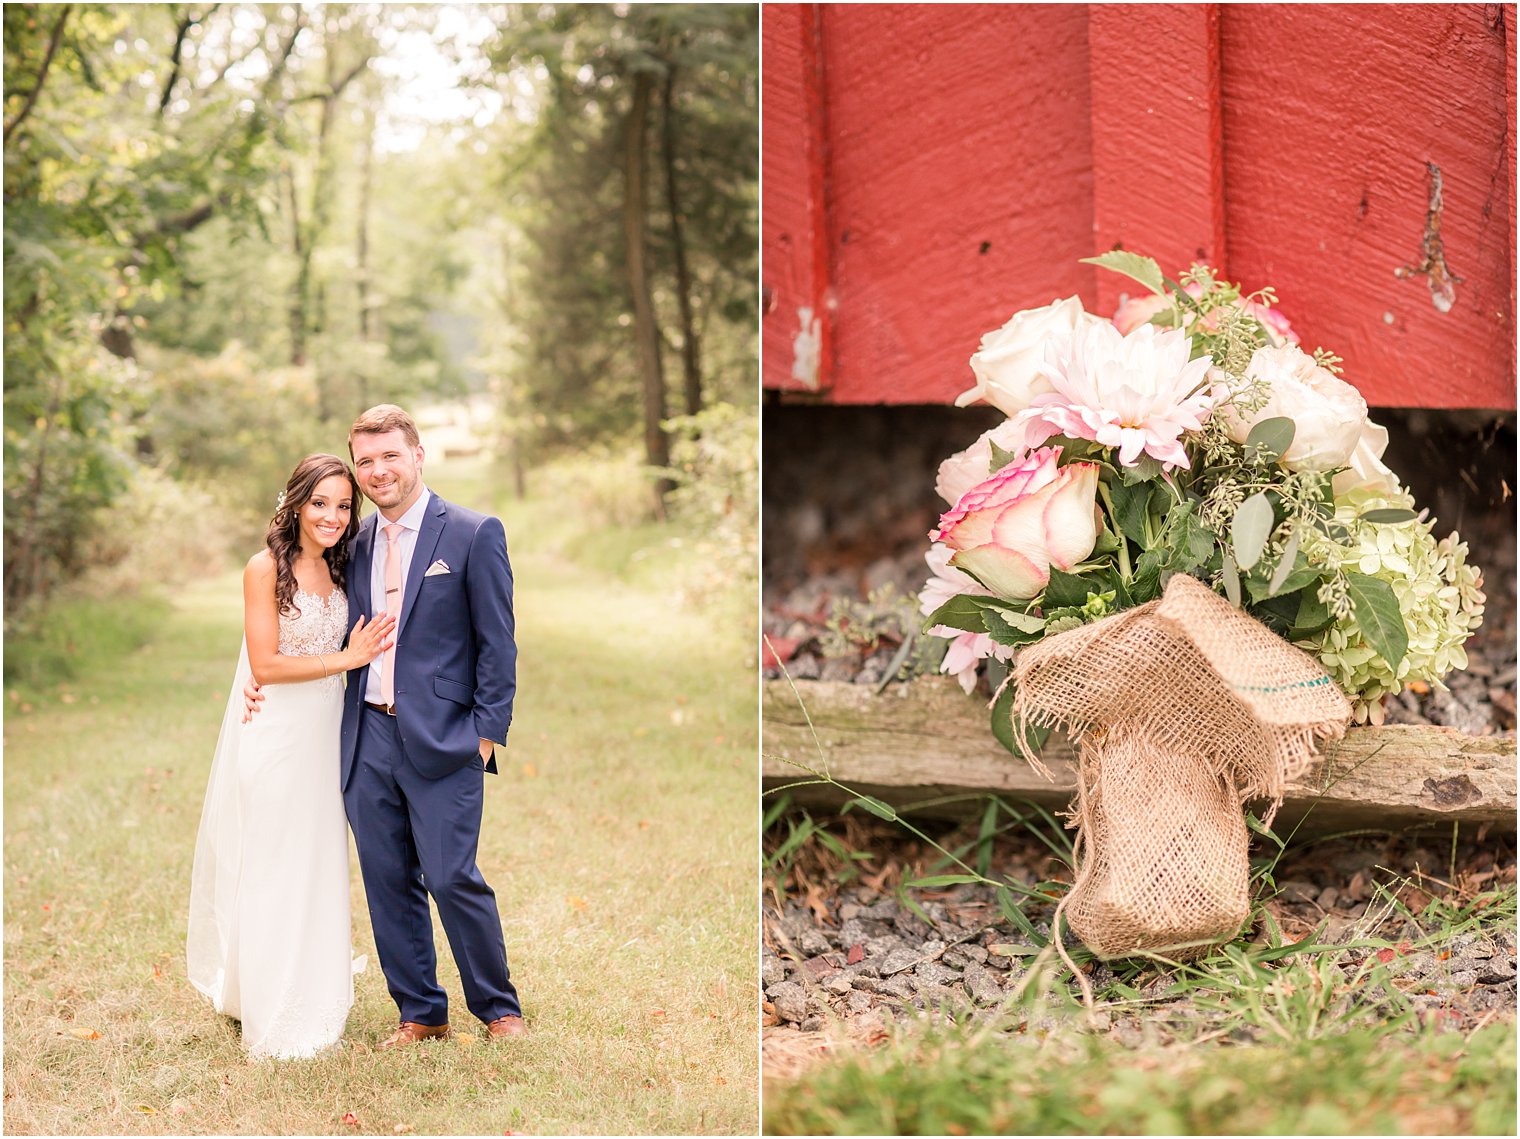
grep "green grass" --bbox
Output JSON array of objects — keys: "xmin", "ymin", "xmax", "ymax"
[
  {"xmin": 3, "ymin": 457, "xmax": 758, "ymax": 1135},
  {"xmin": 763, "ymin": 1017, "xmax": 1517, "ymax": 1135}
]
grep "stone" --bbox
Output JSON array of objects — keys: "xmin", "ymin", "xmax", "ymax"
[
  {"xmin": 798, "ymin": 928, "xmax": 832, "ymax": 957},
  {"xmin": 1317, "ymin": 886, "xmax": 1341, "ymax": 910},
  {"xmin": 761, "ymin": 952, "xmax": 787, "ymax": 988},
  {"xmin": 789, "ymin": 652, "xmax": 821, "ymax": 681},
  {"xmin": 824, "ymin": 974, "xmax": 854, "ymax": 996},
  {"xmin": 765, "ymin": 981, "xmax": 808, "ymax": 1024},
  {"xmin": 865, "ymin": 934, "xmax": 906, "ymax": 958},
  {"xmin": 877, "ymin": 976, "xmax": 915, "ymax": 1000},
  {"xmin": 799, "ymin": 1017, "xmax": 825, "ymax": 1033},
  {"xmin": 878, "ymin": 947, "xmax": 922, "ymax": 976},
  {"xmin": 963, "ymin": 961, "xmax": 1005, "ymax": 1006},
  {"xmin": 820, "ymin": 657, "xmax": 858, "ymax": 683},
  {"xmin": 914, "ymin": 960, "xmax": 961, "ymax": 987},
  {"xmin": 1277, "ymin": 880, "xmax": 1319, "ymax": 904},
  {"xmin": 846, "ymin": 990, "xmax": 874, "ymax": 1015}
]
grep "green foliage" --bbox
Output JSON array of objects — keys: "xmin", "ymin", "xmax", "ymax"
[{"xmin": 486, "ymin": 4, "xmax": 758, "ymax": 455}]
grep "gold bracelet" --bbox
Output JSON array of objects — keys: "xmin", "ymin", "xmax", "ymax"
[{"xmin": 319, "ymin": 655, "xmax": 328, "ymax": 678}]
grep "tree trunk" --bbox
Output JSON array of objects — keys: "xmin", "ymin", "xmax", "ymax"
[
  {"xmin": 622, "ymin": 68, "xmax": 672, "ymax": 514},
  {"xmin": 355, "ymin": 106, "xmax": 375, "ymax": 413},
  {"xmin": 285, "ymin": 164, "xmax": 307, "ymax": 367},
  {"xmin": 660, "ymin": 65, "xmax": 702, "ymax": 419}
]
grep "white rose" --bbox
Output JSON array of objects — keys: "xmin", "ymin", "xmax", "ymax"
[
  {"xmin": 1331, "ymin": 419, "xmax": 1402, "ymax": 497},
  {"xmin": 1223, "ymin": 345, "xmax": 1367, "ymax": 472},
  {"xmin": 934, "ymin": 419, "xmax": 1029, "ymax": 505},
  {"xmin": 956, "ymin": 297, "xmax": 1103, "ymax": 417}
]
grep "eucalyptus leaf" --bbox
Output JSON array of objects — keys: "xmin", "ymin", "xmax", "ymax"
[
  {"xmin": 1245, "ymin": 416, "xmax": 1296, "ymax": 464},
  {"xmin": 1231, "ymin": 492, "xmax": 1275, "ymax": 571},
  {"xmin": 1345, "ymin": 571, "xmax": 1409, "ymax": 670},
  {"xmin": 1266, "ymin": 528, "xmax": 1302, "ymax": 596},
  {"xmin": 1221, "ymin": 549, "xmax": 1242, "ymax": 607},
  {"xmin": 1079, "ymin": 251, "xmax": 1166, "ymax": 295},
  {"xmin": 1359, "ymin": 508, "xmax": 1419, "ymax": 524}
]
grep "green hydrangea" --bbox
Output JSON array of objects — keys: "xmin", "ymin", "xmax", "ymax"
[{"xmin": 1296, "ymin": 486, "xmax": 1486, "ymax": 724}]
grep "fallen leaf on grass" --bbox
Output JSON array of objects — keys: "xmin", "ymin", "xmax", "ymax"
[
  {"xmin": 638, "ymin": 820, "xmax": 651, "ymax": 830},
  {"xmin": 520, "ymin": 763, "xmax": 537, "ymax": 778},
  {"xmin": 69, "ymin": 1028, "xmax": 101, "ymax": 1040},
  {"xmin": 650, "ymin": 1009, "xmax": 666, "ymax": 1017},
  {"xmin": 132, "ymin": 1104, "xmax": 157, "ymax": 1115},
  {"xmin": 342, "ymin": 1112, "xmax": 359, "ymax": 1127},
  {"xmin": 566, "ymin": 896, "xmax": 588, "ymax": 912},
  {"xmin": 455, "ymin": 1032, "xmax": 477, "ymax": 1046}
]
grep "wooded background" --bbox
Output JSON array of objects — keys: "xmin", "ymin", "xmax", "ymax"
[{"xmin": 4, "ymin": 2, "xmax": 758, "ymax": 627}]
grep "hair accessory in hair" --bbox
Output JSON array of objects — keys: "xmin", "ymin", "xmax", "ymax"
[{"xmin": 275, "ymin": 490, "xmax": 287, "ymax": 512}]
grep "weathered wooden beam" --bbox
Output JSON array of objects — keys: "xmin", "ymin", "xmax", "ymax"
[{"xmin": 763, "ymin": 678, "xmax": 1517, "ymax": 832}]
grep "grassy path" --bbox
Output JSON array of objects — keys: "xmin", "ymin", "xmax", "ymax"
[{"xmin": 3, "ymin": 476, "xmax": 758, "ymax": 1135}]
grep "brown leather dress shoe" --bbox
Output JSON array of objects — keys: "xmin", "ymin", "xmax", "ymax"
[
  {"xmin": 486, "ymin": 1015, "xmax": 527, "ymax": 1040},
  {"xmin": 378, "ymin": 1021, "xmax": 451, "ymax": 1050}
]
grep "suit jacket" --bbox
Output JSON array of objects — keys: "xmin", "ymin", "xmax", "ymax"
[{"xmin": 339, "ymin": 492, "xmax": 516, "ymax": 789}]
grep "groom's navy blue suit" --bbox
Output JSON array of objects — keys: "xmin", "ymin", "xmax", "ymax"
[{"xmin": 339, "ymin": 490, "xmax": 521, "ymax": 1025}]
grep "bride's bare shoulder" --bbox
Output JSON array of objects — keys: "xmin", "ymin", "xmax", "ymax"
[{"xmin": 244, "ymin": 548, "xmax": 276, "ymax": 583}]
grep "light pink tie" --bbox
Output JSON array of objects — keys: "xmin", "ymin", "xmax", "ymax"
[{"xmin": 380, "ymin": 523, "xmax": 404, "ymax": 707}]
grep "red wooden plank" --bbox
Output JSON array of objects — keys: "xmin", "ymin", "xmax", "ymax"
[
  {"xmin": 1221, "ymin": 4, "xmax": 1514, "ymax": 409},
  {"xmin": 816, "ymin": 3, "xmax": 1096, "ymax": 404},
  {"xmin": 1088, "ymin": 4, "xmax": 1225, "ymax": 318},
  {"xmin": 761, "ymin": 4, "xmax": 832, "ymax": 393}
]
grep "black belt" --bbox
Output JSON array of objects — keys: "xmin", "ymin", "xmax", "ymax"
[{"xmin": 365, "ymin": 701, "xmax": 396, "ymax": 716}]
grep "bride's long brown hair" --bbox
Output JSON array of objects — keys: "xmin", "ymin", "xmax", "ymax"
[{"xmin": 266, "ymin": 454, "xmax": 361, "ymax": 616}]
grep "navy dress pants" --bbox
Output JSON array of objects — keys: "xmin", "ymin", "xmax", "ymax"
[{"xmin": 345, "ymin": 704, "xmax": 520, "ymax": 1025}]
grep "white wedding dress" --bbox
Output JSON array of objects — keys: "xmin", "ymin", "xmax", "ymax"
[{"xmin": 187, "ymin": 588, "xmax": 357, "ymax": 1060}]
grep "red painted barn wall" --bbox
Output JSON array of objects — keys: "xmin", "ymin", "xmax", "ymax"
[{"xmin": 762, "ymin": 3, "xmax": 1518, "ymax": 409}]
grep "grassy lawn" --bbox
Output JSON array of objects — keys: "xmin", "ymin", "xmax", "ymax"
[
  {"xmin": 3, "ymin": 460, "xmax": 758, "ymax": 1135},
  {"xmin": 763, "ymin": 1015, "xmax": 1516, "ymax": 1135}
]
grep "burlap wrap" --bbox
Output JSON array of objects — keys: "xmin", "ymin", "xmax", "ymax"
[{"xmin": 1011, "ymin": 573, "xmax": 1351, "ymax": 960}]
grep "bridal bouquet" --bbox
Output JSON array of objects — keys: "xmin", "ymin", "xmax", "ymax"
[
  {"xmin": 922, "ymin": 252, "xmax": 1485, "ymax": 736},
  {"xmin": 919, "ymin": 253, "xmax": 1486, "ymax": 959}
]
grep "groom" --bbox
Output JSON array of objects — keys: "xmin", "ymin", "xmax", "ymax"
[{"xmin": 249, "ymin": 404, "xmax": 525, "ymax": 1048}]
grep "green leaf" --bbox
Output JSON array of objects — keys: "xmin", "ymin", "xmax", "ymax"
[
  {"xmin": 1245, "ymin": 416, "xmax": 1296, "ymax": 464},
  {"xmin": 1092, "ymin": 524, "xmax": 1121, "ymax": 555},
  {"xmin": 990, "ymin": 679, "xmax": 1018, "ymax": 755},
  {"xmin": 982, "ymin": 606, "xmax": 1046, "ymax": 647},
  {"xmin": 989, "ymin": 680, "xmax": 1050, "ymax": 758},
  {"xmin": 923, "ymin": 593, "xmax": 990, "ymax": 634},
  {"xmin": 1080, "ymin": 250, "xmax": 1165, "ymax": 296},
  {"xmin": 844, "ymin": 795, "xmax": 898, "ymax": 822},
  {"xmin": 1042, "ymin": 566, "xmax": 1095, "ymax": 610},
  {"xmin": 989, "ymin": 441, "xmax": 1020, "ymax": 473},
  {"xmin": 1344, "ymin": 571, "xmax": 1409, "ymax": 671},
  {"xmin": 1108, "ymin": 479, "xmax": 1157, "ymax": 545},
  {"xmin": 904, "ymin": 874, "xmax": 983, "ymax": 887},
  {"xmin": 1231, "ymin": 492, "xmax": 1275, "ymax": 571},
  {"xmin": 1121, "ymin": 453, "xmax": 1165, "ymax": 485},
  {"xmin": 1359, "ymin": 508, "xmax": 1419, "ymax": 525},
  {"xmin": 1292, "ymin": 588, "xmax": 1333, "ymax": 637}
]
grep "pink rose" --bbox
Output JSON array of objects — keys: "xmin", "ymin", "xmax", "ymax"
[
  {"xmin": 1112, "ymin": 293, "xmax": 1172, "ymax": 335},
  {"xmin": 931, "ymin": 446, "xmax": 1101, "ymax": 600},
  {"xmin": 934, "ymin": 419, "xmax": 1029, "ymax": 506}
]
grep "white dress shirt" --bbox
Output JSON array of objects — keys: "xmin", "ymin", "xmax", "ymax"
[{"xmin": 363, "ymin": 488, "xmax": 432, "ymax": 704}]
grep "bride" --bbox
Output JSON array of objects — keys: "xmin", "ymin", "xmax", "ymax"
[{"xmin": 187, "ymin": 454, "xmax": 394, "ymax": 1059}]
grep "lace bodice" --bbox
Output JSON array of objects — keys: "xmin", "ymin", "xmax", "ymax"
[{"xmin": 280, "ymin": 588, "xmax": 347, "ymax": 658}]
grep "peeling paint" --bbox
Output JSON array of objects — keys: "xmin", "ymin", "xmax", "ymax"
[
  {"xmin": 791, "ymin": 306, "xmax": 822, "ymax": 390},
  {"xmin": 1395, "ymin": 162, "xmax": 1463, "ymax": 313}
]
